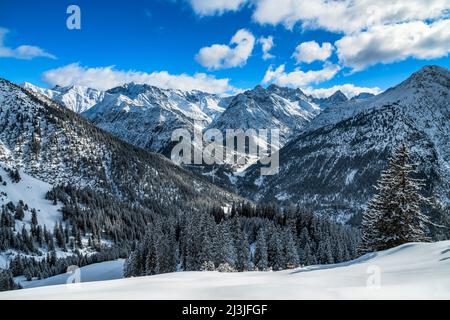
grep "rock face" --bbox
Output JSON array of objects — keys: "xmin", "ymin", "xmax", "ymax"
[{"xmin": 236, "ymin": 66, "xmax": 450, "ymax": 221}]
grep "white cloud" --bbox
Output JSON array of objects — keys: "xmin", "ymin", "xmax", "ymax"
[
  {"xmin": 258, "ymin": 36, "xmax": 275, "ymax": 60},
  {"xmin": 303, "ymin": 84, "xmax": 382, "ymax": 99},
  {"xmin": 42, "ymin": 63, "xmax": 239, "ymax": 94},
  {"xmin": 251, "ymin": 0, "xmax": 450, "ymax": 34},
  {"xmin": 0, "ymin": 27, "xmax": 56, "ymax": 60},
  {"xmin": 293, "ymin": 41, "xmax": 333, "ymax": 64},
  {"xmin": 187, "ymin": 1, "xmax": 450, "ymax": 71},
  {"xmin": 195, "ymin": 29, "xmax": 255, "ymax": 70},
  {"xmin": 336, "ymin": 19, "xmax": 450, "ymax": 71},
  {"xmin": 188, "ymin": 0, "xmax": 248, "ymax": 16},
  {"xmin": 262, "ymin": 63, "xmax": 341, "ymax": 87}
]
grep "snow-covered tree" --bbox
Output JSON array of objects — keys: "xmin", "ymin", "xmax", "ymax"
[
  {"xmin": 0, "ymin": 269, "xmax": 20, "ymax": 291},
  {"xmin": 213, "ymin": 222, "xmax": 235, "ymax": 267},
  {"xmin": 254, "ymin": 227, "xmax": 268, "ymax": 270},
  {"xmin": 267, "ymin": 226, "xmax": 284, "ymax": 271},
  {"xmin": 283, "ymin": 230, "xmax": 300, "ymax": 268},
  {"xmin": 233, "ymin": 218, "xmax": 250, "ymax": 271},
  {"xmin": 359, "ymin": 145, "xmax": 430, "ymax": 254}
]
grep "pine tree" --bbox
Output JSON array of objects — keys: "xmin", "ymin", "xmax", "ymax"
[
  {"xmin": 198, "ymin": 213, "xmax": 215, "ymax": 267},
  {"xmin": 359, "ymin": 144, "xmax": 431, "ymax": 254},
  {"xmin": 254, "ymin": 227, "xmax": 268, "ymax": 270},
  {"xmin": 267, "ymin": 226, "xmax": 284, "ymax": 270},
  {"xmin": 233, "ymin": 218, "xmax": 250, "ymax": 271},
  {"xmin": 123, "ymin": 251, "xmax": 138, "ymax": 277},
  {"xmin": 317, "ymin": 238, "xmax": 334, "ymax": 264},
  {"xmin": 14, "ymin": 205, "xmax": 25, "ymax": 221},
  {"xmin": 303, "ymin": 243, "xmax": 316, "ymax": 266},
  {"xmin": 0, "ymin": 269, "xmax": 20, "ymax": 291},
  {"xmin": 31, "ymin": 210, "xmax": 38, "ymax": 227},
  {"xmin": 145, "ymin": 233, "xmax": 160, "ymax": 276},
  {"xmin": 213, "ymin": 222, "xmax": 235, "ymax": 267},
  {"xmin": 283, "ymin": 230, "xmax": 300, "ymax": 268}
]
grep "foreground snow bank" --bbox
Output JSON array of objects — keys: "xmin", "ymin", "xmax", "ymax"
[
  {"xmin": 17, "ymin": 260, "xmax": 125, "ymax": 289},
  {"xmin": 1, "ymin": 241, "xmax": 450, "ymax": 300}
]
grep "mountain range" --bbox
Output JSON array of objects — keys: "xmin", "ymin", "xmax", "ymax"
[
  {"xmin": 13, "ymin": 65, "xmax": 450, "ymax": 224},
  {"xmin": 9, "ymin": 79, "xmax": 241, "ymax": 204},
  {"xmin": 236, "ymin": 65, "xmax": 450, "ymax": 223},
  {"xmin": 23, "ymin": 81, "xmax": 342, "ymax": 156}
]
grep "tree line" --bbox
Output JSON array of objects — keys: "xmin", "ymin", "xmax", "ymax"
[{"xmin": 124, "ymin": 204, "xmax": 360, "ymax": 277}]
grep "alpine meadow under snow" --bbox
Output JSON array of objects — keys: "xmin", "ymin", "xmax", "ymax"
[{"xmin": 1, "ymin": 241, "xmax": 449, "ymax": 299}]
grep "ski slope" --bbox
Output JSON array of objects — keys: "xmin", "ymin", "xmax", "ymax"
[{"xmin": 1, "ymin": 241, "xmax": 450, "ymax": 300}]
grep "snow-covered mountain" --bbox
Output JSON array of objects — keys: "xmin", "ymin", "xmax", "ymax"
[
  {"xmin": 350, "ymin": 92, "xmax": 375, "ymax": 101},
  {"xmin": 2, "ymin": 77, "xmax": 241, "ymax": 210},
  {"xmin": 209, "ymin": 84, "xmax": 321, "ymax": 147},
  {"xmin": 3, "ymin": 240, "xmax": 449, "ymax": 299},
  {"xmin": 312, "ymin": 90, "xmax": 349, "ymax": 109},
  {"xmin": 83, "ymin": 83, "xmax": 232, "ymax": 153},
  {"xmin": 236, "ymin": 66, "xmax": 450, "ymax": 221},
  {"xmin": 307, "ymin": 65, "xmax": 448, "ymax": 132},
  {"xmin": 22, "ymin": 82, "xmax": 105, "ymax": 114},
  {"xmin": 187, "ymin": 84, "xmax": 322, "ymax": 182}
]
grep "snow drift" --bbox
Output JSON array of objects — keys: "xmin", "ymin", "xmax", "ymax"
[{"xmin": 1, "ymin": 241, "xmax": 449, "ymax": 300}]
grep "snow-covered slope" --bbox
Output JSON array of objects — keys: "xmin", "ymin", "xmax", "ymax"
[
  {"xmin": 307, "ymin": 65, "xmax": 448, "ymax": 132},
  {"xmin": 237, "ymin": 65, "xmax": 450, "ymax": 220},
  {"xmin": 18, "ymin": 260, "xmax": 125, "ymax": 289},
  {"xmin": 22, "ymin": 82, "xmax": 105, "ymax": 114},
  {"xmin": 2, "ymin": 241, "xmax": 449, "ymax": 299},
  {"xmin": 82, "ymin": 83, "xmax": 231, "ymax": 153},
  {"xmin": 0, "ymin": 165, "xmax": 62, "ymax": 231}
]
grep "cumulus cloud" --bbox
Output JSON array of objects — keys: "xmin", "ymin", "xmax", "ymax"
[
  {"xmin": 251, "ymin": 0, "xmax": 450, "ymax": 33},
  {"xmin": 293, "ymin": 41, "xmax": 333, "ymax": 64},
  {"xmin": 258, "ymin": 36, "xmax": 275, "ymax": 60},
  {"xmin": 303, "ymin": 84, "xmax": 382, "ymax": 99},
  {"xmin": 336, "ymin": 19, "xmax": 450, "ymax": 71},
  {"xmin": 262, "ymin": 63, "xmax": 341, "ymax": 87},
  {"xmin": 195, "ymin": 29, "xmax": 255, "ymax": 70},
  {"xmin": 0, "ymin": 27, "xmax": 56, "ymax": 60},
  {"xmin": 42, "ymin": 63, "xmax": 239, "ymax": 94},
  {"xmin": 188, "ymin": 0, "xmax": 248, "ymax": 16},
  {"xmin": 187, "ymin": 1, "xmax": 450, "ymax": 72}
]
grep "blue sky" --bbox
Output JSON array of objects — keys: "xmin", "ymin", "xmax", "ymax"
[{"xmin": 0, "ymin": 0, "xmax": 449, "ymax": 97}]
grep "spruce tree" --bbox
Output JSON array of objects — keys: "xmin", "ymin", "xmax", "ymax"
[
  {"xmin": 14, "ymin": 205, "xmax": 25, "ymax": 221},
  {"xmin": 267, "ymin": 226, "xmax": 284, "ymax": 270},
  {"xmin": 283, "ymin": 230, "xmax": 300, "ymax": 268},
  {"xmin": 254, "ymin": 228, "xmax": 268, "ymax": 270},
  {"xmin": 359, "ymin": 145, "xmax": 430, "ymax": 254},
  {"xmin": 233, "ymin": 218, "xmax": 250, "ymax": 272},
  {"xmin": 0, "ymin": 269, "xmax": 19, "ymax": 291}
]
